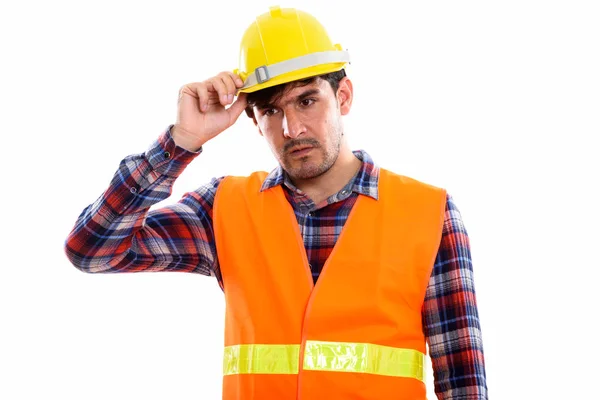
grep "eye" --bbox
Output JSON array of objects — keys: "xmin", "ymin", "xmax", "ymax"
[
  {"xmin": 300, "ymin": 98, "xmax": 315, "ymax": 107},
  {"xmin": 262, "ymin": 108, "xmax": 277, "ymax": 117}
]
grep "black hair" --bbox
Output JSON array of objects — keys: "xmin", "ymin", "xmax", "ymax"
[{"xmin": 245, "ymin": 69, "xmax": 347, "ymax": 118}]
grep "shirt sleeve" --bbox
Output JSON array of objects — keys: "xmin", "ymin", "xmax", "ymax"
[
  {"xmin": 422, "ymin": 193, "xmax": 488, "ymax": 399},
  {"xmin": 64, "ymin": 125, "xmax": 223, "ymax": 280}
]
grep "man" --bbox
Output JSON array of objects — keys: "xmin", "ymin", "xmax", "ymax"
[{"xmin": 65, "ymin": 5, "xmax": 487, "ymax": 400}]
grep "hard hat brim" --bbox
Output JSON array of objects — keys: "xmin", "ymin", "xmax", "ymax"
[{"xmin": 237, "ymin": 63, "xmax": 347, "ymax": 95}]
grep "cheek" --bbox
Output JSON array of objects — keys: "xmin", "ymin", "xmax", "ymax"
[
  {"xmin": 262, "ymin": 132, "xmax": 284, "ymax": 154},
  {"xmin": 260, "ymin": 120, "xmax": 284, "ymax": 143}
]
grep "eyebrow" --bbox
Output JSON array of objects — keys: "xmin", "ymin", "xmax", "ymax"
[{"xmin": 257, "ymin": 88, "xmax": 321, "ymax": 110}]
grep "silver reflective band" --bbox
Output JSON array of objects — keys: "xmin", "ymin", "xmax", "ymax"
[{"xmin": 242, "ymin": 50, "xmax": 351, "ymax": 89}]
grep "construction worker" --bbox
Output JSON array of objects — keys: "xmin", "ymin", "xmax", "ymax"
[{"xmin": 64, "ymin": 5, "xmax": 487, "ymax": 400}]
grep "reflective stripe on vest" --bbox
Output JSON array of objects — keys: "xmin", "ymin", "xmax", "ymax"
[
  {"xmin": 223, "ymin": 344, "xmax": 301, "ymax": 375},
  {"xmin": 223, "ymin": 341, "xmax": 425, "ymax": 382}
]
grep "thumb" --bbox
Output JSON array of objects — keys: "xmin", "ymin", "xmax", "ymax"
[{"xmin": 227, "ymin": 92, "xmax": 249, "ymax": 123}]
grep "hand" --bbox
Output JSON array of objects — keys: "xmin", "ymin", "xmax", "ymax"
[{"xmin": 172, "ymin": 72, "xmax": 248, "ymax": 152}]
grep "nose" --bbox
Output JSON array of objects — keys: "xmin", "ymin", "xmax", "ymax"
[{"xmin": 282, "ymin": 109, "xmax": 306, "ymax": 139}]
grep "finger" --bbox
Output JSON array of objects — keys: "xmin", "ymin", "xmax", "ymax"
[
  {"xmin": 227, "ymin": 92, "xmax": 248, "ymax": 122},
  {"xmin": 196, "ymin": 83, "xmax": 209, "ymax": 112},
  {"xmin": 179, "ymin": 83, "xmax": 204, "ymax": 113},
  {"xmin": 217, "ymin": 72, "xmax": 237, "ymax": 105},
  {"xmin": 190, "ymin": 82, "xmax": 211, "ymax": 113},
  {"xmin": 208, "ymin": 77, "xmax": 229, "ymax": 106},
  {"xmin": 177, "ymin": 84, "xmax": 201, "ymax": 120},
  {"xmin": 224, "ymin": 71, "xmax": 245, "ymax": 91}
]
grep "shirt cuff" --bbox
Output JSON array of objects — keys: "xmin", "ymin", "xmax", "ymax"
[{"xmin": 146, "ymin": 125, "xmax": 201, "ymax": 177}]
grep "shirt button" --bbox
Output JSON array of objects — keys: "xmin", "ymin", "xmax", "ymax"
[
  {"xmin": 130, "ymin": 187, "xmax": 137, "ymax": 194},
  {"xmin": 307, "ymin": 211, "xmax": 313, "ymax": 217},
  {"xmin": 164, "ymin": 151, "xmax": 171, "ymax": 159},
  {"xmin": 341, "ymin": 189, "xmax": 349, "ymax": 195}
]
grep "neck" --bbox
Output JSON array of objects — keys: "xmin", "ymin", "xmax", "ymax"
[{"xmin": 291, "ymin": 144, "xmax": 362, "ymax": 204}]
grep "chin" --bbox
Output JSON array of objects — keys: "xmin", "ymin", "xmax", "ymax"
[
  {"xmin": 287, "ymin": 163, "xmax": 331, "ymax": 180},
  {"xmin": 280, "ymin": 148, "xmax": 336, "ymax": 180}
]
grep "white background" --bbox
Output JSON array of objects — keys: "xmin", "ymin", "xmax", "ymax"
[{"xmin": 1, "ymin": 1, "xmax": 599, "ymax": 399}]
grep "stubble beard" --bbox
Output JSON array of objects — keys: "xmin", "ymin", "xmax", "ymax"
[{"xmin": 280, "ymin": 130, "xmax": 342, "ymax": 181}]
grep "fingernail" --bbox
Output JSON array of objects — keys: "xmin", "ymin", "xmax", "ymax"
[
  {"xmin": 221, "ymin": 95, "xmax": 228, "ymax": 104},
  {"xmin": 237, "ymin": 79, "xmax": 243, "ymax": 86},
  {"xmin": 228, "ymin": 94, "xmax": 234, "ymax": 103}
]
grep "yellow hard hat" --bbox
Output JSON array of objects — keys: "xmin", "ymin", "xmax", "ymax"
[{"xmin": 234, "ymin": 5, "xmax": 350, "ymax": 94}]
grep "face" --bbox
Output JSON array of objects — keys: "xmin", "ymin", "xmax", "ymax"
[{"xmin": 252, "ymin": 77, "xmax": 352, "ymax": 181}]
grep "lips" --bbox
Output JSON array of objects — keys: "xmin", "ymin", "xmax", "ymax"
[{"xmin": 289, "ymin": 145, "xmax": 313, "ymax": 153}]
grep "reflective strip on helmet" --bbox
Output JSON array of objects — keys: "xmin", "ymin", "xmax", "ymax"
[
  {"xmin": 223, "ymin": 344, "xmax": 300, "ymax": 375},
  {"xmin": 242, "ymin": 50, "xmax": 350, "ymax": 89},
  {"xmin": 223, "ymin": 341, "xmax": 424, "ymax": 382},
  {"xmin": 303, "ymin": 340, "xmax": 425, "ymax": 382}
]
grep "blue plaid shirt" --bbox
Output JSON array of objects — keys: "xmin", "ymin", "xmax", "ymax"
[{"xmin": 65, "ymin": 126, "xmax": 488, "ymax": 399}]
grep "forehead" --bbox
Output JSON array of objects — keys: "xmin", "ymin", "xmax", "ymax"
[{"xmin": 275, "ymin": 79, "xmax": 329, "ymax": 104}]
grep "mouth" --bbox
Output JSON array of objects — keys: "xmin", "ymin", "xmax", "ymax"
[
  {"xmin": 289, "ymin": 145, "xmax": 313, "ymax": 153},
  {"xmin": 288, "ymin": 145, "xmax": 314, "ymax": 157}
]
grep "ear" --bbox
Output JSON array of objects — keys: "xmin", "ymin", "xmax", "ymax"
[{"xmin": 336, "ymin": 77, "xmax": 353, "ymax": 116}]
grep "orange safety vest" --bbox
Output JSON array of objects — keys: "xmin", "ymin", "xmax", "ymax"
[{"xmin": 213, "ymin": 168, "xmax": 447, "ymax": 400}]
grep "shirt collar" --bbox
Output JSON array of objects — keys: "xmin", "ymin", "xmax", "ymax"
[{"xmin": 259, "ymin": 150, "xmax": 379, "ymax": 200}]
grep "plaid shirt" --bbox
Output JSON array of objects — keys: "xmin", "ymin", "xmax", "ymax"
[{"xmin": 65, "ymin": 126, "xmax": 488, "ymax": 399}]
